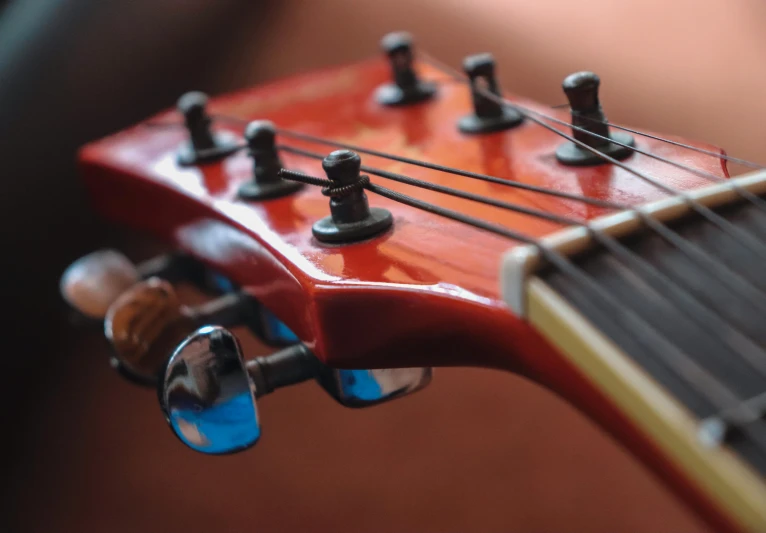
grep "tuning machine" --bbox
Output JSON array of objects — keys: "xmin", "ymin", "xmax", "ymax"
[
  {"xmin": 103, "ymin": 278, "xmax": 258, "ymax": 386},
  {"xmin": 60, "ymin": 249, "xmax": 214, "ymax": 321},
  {"xmin": 160, "ymin": 326, "xmax": 432, "ymax": 454}
]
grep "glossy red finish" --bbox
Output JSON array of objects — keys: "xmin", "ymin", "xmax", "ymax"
[{"xmin": 80, "ymin": 58, "xmax": 736, "ymax": 530}]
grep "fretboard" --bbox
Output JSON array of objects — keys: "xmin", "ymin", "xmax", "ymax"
[{"xmin": 541, "ymin": 197, "xmax": 766, "ymax": 477}]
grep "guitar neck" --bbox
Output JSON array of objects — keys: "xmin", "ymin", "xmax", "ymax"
[{"xmin": 503, "ymin": 172, "xmax": 766, "ymax": 532}]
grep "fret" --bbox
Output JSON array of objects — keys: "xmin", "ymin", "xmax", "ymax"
[{"xmin": 700, "ymin": 391, "xmax": 766, "ymax": 448}]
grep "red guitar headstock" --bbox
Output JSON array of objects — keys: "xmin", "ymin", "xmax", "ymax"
[
  {"xmin": 77, "ymin": 38, "xmax": 723, "ymax": 370},
  {"xmin": 65, "ymin": 32, "xmax": 766, "ymax": 532}
]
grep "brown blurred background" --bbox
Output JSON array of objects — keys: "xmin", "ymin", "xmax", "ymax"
[{"xmin": 3, "ymin": 1, "xmax": 766, "ymax": 531}]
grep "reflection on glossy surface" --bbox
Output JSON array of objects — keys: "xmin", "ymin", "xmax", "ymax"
[
  {"xmin": 161, "ymin": 325, "xmax": 260, "ymax": 454},
  {"xmin": 60, "ymin": 249, "xmax": 139, "ymax": 319},
  {"xmin": 321, "ymin": 367, "xmax": 432, "ymax": 407}
]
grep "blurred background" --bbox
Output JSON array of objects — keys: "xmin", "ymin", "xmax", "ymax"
[{"xmin": 3, "ymin": 0, "xmax": 766, "ymax": 531}]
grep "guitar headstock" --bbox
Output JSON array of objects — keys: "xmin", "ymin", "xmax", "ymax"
[
  {"xmin": 65, "ymin": 32, "xmax": 766, "ymax": 532},
  {"xmin": 76, "ymin": 35, "xmax": 724, "ymax": 371}
]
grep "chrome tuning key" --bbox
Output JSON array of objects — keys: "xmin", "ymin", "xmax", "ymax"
[
  {"xmin": 317, "ymin": 367, "xmax": 432, "ymax": 407},
  {"xmin": 160, "ymin": 326, "xmax": 432, "ymax": 454},
  {"xmin": 104, "ymin": 278, "xmax": 257, "ymax": 386},
  {"xmin": 60, "ymin": 250, "xmax": 212, "ymax": 321}
]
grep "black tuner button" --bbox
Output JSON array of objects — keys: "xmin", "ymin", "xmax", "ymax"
[
  {"xmin": 176, "ymin": 91, "xmax": 239, "ymax": 166},
  {"xmin": 375, "ymin": 32, "xmax": 436, "ymax": 107},
  {"xmin": 238, "ymin": 120, "xmax": 304, "ymax": 200},
  {"xmin": 458, "ymin": 53, "xmax": 523, "ymax": 135},
  {"xmin": 312, "ymin": 150, "xmax": 393, "ymax": 244},
  {"xmin": 555, "ymin": 71, "xmax": 635, "ymax": 166}
]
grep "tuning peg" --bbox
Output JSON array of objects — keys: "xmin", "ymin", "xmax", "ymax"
[
  {"xmin": 375, "ymin": 31, "xmax": 436, "ymax": 106},
  {"xmin": 237, "ymin": 120, "xmax": 303, "ymax": 201},
  {"xmin": 160, "ymin": 326, "xmax": 318, "ymax": 454},
  {"xmin": 316, "ymin": 367, "xmax": 432, "ymax": 407},
  {"xmin": 312, "ymin": 150, "xmax": 393, "ymax": 244},
  {"xmin": 176, "ymin": 91, "xmax": 239, "ymax": 166},
  {"xmin": 104, "ymin": 278, "xmax": 257, "ymax": 385},
  {"xmin": 60, "ymin": 250, "xmax": 215, "ymax": 321},
  {"xmin": 458, "ymin": 53, "xmax": 523, "ymax": 135},
  {"xmin": 555, "ymin": 71, "xmax": 635, "ymax": 165},
  {"xmin": 160, "ymin": 326, "xmax": 433, "ymax": 454},
  {"xmin": 61, "ymin": 250, "xmax": 140, "ymax": 320}
]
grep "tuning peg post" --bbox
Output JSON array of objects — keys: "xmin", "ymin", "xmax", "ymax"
[
  {"xmin": 457, "ymin": 53, "xmax": 523, "ymax": 135},
  {"xmin": 312, "ymin": 150, "xmax": 393, "ymax": 244},
  {"xmin": 375, "ymin": 31, "xmax": 436, "ymax": 106},
  {"xmin": 176, "ymin": 91, "xmax": 239, "ymax": 166},
  {"xmin": 237, "ymin": 120, "xmax": 303, "ymax": 200},
  {"xmin": 555, "ymin": 71, "xmax": 635, "ymax": 165}
]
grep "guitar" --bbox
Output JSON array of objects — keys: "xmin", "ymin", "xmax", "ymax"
[{"xmin": 60, "ymin": 32, "xmax": 766, "ymax": 532}]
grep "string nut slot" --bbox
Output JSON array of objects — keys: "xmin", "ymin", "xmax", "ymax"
[
  {"xmin": 555, "ymin": 71, "xmax": 635, "ymax": 166},
  {"xmin": 375, "ymin": 31, "xmax": 437, "ymax": 107},
  {"xmin": 458, "ymin": 53, "xmax": 523, "ymax": 135},
  {"xmin": 312, "ymin": 150, "xmax": 393, "ymax": 244},
  {"xmin": 176, "ymin": 91, "xmax": 239, "ymax": 166},
  {"xmin": 238, "ymin": 120, "xmax": 304, "ymax": 200}
]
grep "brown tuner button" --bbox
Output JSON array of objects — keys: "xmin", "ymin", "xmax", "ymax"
[
  {"xmin": 105, "ymin": 278, "xmax": 196, "ymax": 380},
  {"xmin": 60, "ymin": 250, "xmax": 139, "ymax": 319}
]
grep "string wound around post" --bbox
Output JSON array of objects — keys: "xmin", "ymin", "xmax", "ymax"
[
  {"xmin": 279, "ymin": 150, "xmax": 393, "ymax": 244},
  {"xmin": 238, "ymin": 120, "xmax": 304, "ymax": 200}
]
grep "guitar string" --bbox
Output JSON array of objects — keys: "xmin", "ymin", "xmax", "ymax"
[
  {"xmin": 419, "ymin": 53, "xmax": 766, "ymax": 254},
  {"xmin": 415, "ymin": 53, "xmax": 766, "ymax": 425},
  {"xmin": 141, "ymin": 119, "xmax": 766, "ymax": 326},
  {"xmin": 574, "ymin": 113, "xmax": 765, "ymax": 171},
  {"xmin": 275, "ymin": 165, "xmax": 766, "ymax": 447},
  {"xmin": 281, "ymin": 144, "xmax": 766, "ymax": 380},
  {"xmin": 212, "ymin": 115, "xmax": 619, "ymax": 209},
  {"xmin": 519, "ymin": 105, "xmax": 766, "ymax": 215},
  {"xmin": 420, "ymin": 52, "xmax": 766, "ymax": 185},
  {"xmin": 269, "ymin": 126, "xmax": 766, "ymax": 317}
]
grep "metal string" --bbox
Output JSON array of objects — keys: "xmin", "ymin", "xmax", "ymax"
[
  {"xmin": 281, "ymin": 144, "xmax": 766, "ymax": 380},
  {"xmin": 276, "ymin": 165, "xmax": 766, "ymax": 447},
  {"xmin": 577, "ymin": 114, "xmax": 765, "ymax": 171},
  {"xmin": 414, "ymin": 52, "xmax": 766, "ymax": 420},
  {"xmin": 419, "ymin": 53, "xmax": 766, "ymax": 259},
  {"xmin": 521, "ymin": 107, "xmax": 766, "ymax": 217},
  {"xmin": 143, "ymin": 113, "xmax": 766, "ymax": 319},
  {"xmin": 272, "ymin": 126, "xmax": 766, "ymax": 316}
]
